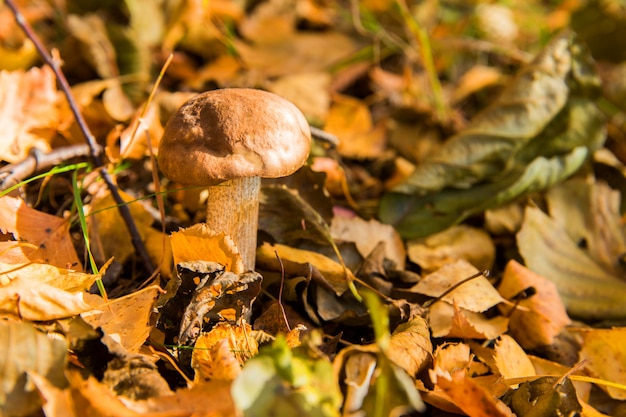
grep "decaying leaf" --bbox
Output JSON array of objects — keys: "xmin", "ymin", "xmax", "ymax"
[
  {"xmin": 501, "ymin": 376, "xmax": 582, "ymax": 417},
  {"xmin": 429, "ymin": 300, "xmax": 509, "ymax": 339},
  {"xmin": 498, "ymin": 260, "xmax": 571, "ymax": 349},
  {"xmin": 0, "ymin": 278, "xmax": 98, "ymax": 321},
  {"xmin": 177, "ymin": 262, "xmax": 261, "ymax": 345},
  {"xmin": 380, "ymin": 31, "xmax": 605, "ymax": 238},
  {"xmin": 493, "ymin": 335, "xmax": 536, "ymax": 380}
]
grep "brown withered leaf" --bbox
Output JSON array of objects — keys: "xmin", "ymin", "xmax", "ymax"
[
  {"xmin": 0, "ymin": 66, "xmax": 58, "ymax": 163},
  {"xmin": 498, "ymin": 260, "xmax": 571, "ymax": 350},
  {"xmin": 330, "ymin": 213, "xmax": 406, "ymax": 270},
  {"xmin": 176, "ymin": 261, "xmax": 262, "ymax": 345},
  {"xmin": 256, "ymin": 242, "xmax": 351, "ymax": 296},
  {"xmin": 0, "ymin": 195, "xmax": 82, "ymax": 270},
  {"xmin": 435, "ymin": 372, "xmax": 516, "ymax": 417}
]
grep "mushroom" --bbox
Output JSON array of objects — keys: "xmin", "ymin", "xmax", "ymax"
[{"xmin": 158, "ymin": 88, "xmax": 311, "ymax": 270}]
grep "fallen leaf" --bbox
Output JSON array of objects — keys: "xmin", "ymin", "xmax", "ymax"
[
  {"xmin": 268, "ymin": 72, "xmax": 332, "ymax": 125},
  {"xmin": 0, "ymin": 195, "xmax": 82, "ymax": 270},
  {"xmin": 578, "ymin": 327, "xmax": 626, "ymax": 400},
  {"xmin": 411, "ymin": 259, "xmax": 505, "ymax": 312},
  {"xmin": 0, "ymin": 320, "xmax": 68, "ymax": 417},
  {"xmin": 429, "ymin": 300, "xmax": 509, "ymax": 339},
  {"xmin": 0, "ymin": 66, "xmax": 58, "ymax": 163},
  {"xmin": 407, "ymin": 225, "xmax": 495, "ymax": 272},
  {"xmin": 170, "ymin": 223, "xmax": 244, "ymax": 274},
  {"xmin": 192, "ymin": 322, "xmax": 258, "ymax": 382},
  {"xmin": 493, "ymin": 335, "xmax": 536, "ymax": 380},
  {"xmin": 0, "ymin": 262, "xmax": 97, "ymax": 292},
  {"xmin": 497, "ymin": 260, "xmax": 571, "ymax": 349},
  {"xmin": 387, "ymin": 315, "xmax": 432, "ymax": 377},
  {"xmin": 81, "ymin": 285, "xmax": 161, "ymax": 353},
  {"xmin": 330, "ymin": 213, "xmax": 406, "ymax": 269},
  {"xmin": 257, "ymin": 242, "xmax": 351, "ymax": 295},
  {"xmin": 0, "ymin": 276, "xmax": 96, "ymax": 321},
  {"xmin": 518, "ymin": 205, "xmax": 626, "ymax": 320},
  {"xmin": 325, "ymin": 94, "xmax": 387, "ymax": 159}
]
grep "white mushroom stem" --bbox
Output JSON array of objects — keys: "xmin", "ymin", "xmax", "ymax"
[{"xmin": 206, "ymin": 176, "xmax": 261, "ymax": 271}]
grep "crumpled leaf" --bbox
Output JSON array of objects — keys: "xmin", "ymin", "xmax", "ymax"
[
  {"xmin": 501, "ymin": 376, "xmax": 582, "ymax": 417},
  {"xmin": 518, "ymin": 205, "xmax": 626, "ymax": 320},
  {"xmin": 232, "ymin": 334, "xmax": 341, "ymax": 417},
  {"xmin": 497, "ymin": 260, "xmax": 571, "ymax": 350},
  {"xmin": 330, "ymin": 212, "xmax": 406, "ymax": 270},
  {"xmin": 0, "ymin": 320, "xmax": 68, "ymax": 417},
  {"xmin": 175, "ymin": 261, "xmax": 262, "ymax": 345},
  {"xmin": 256, "ymin": 242, "xmax": 351, "ymax": 296},
  {"xmin": 379, "ymin": 31, "xmax": 605, "ymax": 238}
]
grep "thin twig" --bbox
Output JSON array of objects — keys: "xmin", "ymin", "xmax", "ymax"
[
  {"xmin": 5, "ymin": 0, "xmax": 155, "ymax": 274},
  {"xmin": 0, "ymin": 144, "xmax": 96, "ymax": 191}
]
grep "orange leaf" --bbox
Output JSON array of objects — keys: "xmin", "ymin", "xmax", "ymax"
[
  {"xmin": 0, "ymin": 196, "xmax": 81, "ymax": 270},
  {"xmin": 498, "ymin": 260, "xmax": 571, "ymax": 349}
]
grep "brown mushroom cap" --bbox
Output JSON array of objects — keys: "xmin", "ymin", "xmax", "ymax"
[{"xmin": 158, "ymin": 88, "xmax": 311, "ymax": 186}]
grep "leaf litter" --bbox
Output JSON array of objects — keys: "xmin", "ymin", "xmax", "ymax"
[{"xmin": 1, "ymin": 0, "xmax": 626, "ymax": 416}]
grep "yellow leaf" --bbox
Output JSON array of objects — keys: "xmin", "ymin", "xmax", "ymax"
[
  {"xmin": 81, "ymin": 285, "xmax": 162, "ymax": 353},
  {"xmin": 579, "ymin": 327, "xmax": 626, "ymax": 400},
  {"xmin": 170, "ymin": 223, "xmax": 244, "ymax": 274},
  {"xmin": 494, "ymin": 335, "xmax": 536, "ymax": 380}
]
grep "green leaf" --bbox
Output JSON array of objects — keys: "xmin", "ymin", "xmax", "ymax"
[
  {"xmin": 231, "ymin": 335, "xmax": 342, "ymax": 417},
  {"xmin": 379, "ymin": 31, "xmax": 605, "ymax": 238}
]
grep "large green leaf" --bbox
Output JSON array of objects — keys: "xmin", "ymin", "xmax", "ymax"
[{"xmin": 379, "ymin": 31, "xmax": 605, "ymax": 238}]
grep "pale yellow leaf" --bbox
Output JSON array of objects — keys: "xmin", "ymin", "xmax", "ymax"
[
  {"xmin": 412, "ymin": 259, "xmax": 504, "ymax": 312},
  {"xmin": 579, "ymin": 327, "xmax": 626, "ymax": 400}
]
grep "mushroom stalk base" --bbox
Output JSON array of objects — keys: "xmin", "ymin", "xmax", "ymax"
[{"xmin": 205, "ymin": 176, "xmax": 260, "ymax": 271}]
